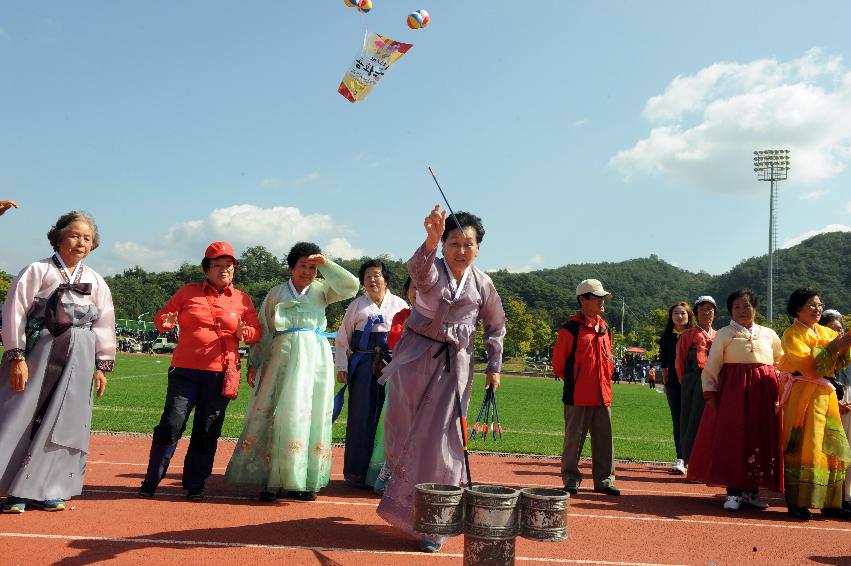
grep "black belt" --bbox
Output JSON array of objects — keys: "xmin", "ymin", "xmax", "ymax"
[{"xmin": 411, "ymin": 330, "xmax": 451, "ymax": 372}]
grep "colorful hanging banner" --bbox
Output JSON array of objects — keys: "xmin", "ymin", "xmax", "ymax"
[{"xmin": 338, "ymin": 31, "xmax": 413, "ymax": 103}]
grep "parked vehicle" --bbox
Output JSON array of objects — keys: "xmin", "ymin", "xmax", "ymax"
[{"xmin": 152, "ymin": 336, "xmax": 177, "ymax": 354}]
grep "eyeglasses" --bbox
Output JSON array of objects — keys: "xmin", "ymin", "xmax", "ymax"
[{"xmin": 804, "ymin": 302, "xmax": 825, "ymax": 310}]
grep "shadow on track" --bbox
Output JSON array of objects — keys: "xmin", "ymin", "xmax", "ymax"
[{"xmin": 53, "ymin": 516, "xmax": 413, "ymax": 565}]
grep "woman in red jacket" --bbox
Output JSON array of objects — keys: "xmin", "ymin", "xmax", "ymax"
[{"xmin": 138, "ymin": 242, "xmax": 261, "ymax": 501}]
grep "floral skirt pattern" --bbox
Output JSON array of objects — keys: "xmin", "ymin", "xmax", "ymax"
[
  {"xmin": 225, "ymin": 334, "xmax": 335, "ymax": 492},
  {"xmin": 687, "ymin": 363, "xmax": 783, "ymax": 492}
]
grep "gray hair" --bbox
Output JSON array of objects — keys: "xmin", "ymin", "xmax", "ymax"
[
  {"xmin": 47, "ymin": 211, "xmax": 100, "ymax": 252},
  {"xmin": 820, "ymin": 309, "xmax": 843, "ymax": 328}
]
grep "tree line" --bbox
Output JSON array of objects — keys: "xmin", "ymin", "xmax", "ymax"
[{"xmin": 2, "ymin": 232, "xmax": 848, "ymax": 363}]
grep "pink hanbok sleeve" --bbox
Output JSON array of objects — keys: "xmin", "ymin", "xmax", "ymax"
[
  {"xmin": 1, "ymin": 261, "xmax": 46, "ymax": 354},
  {"xmin": 476, "ymin": 270, "xmax": 506, "ymax": 373},
  {"xmin": 91, "ymin": 271, "xmax": 117, "ymax": 369},
  {"xmin": 408, "ymin": 242, "xmax": 440, "ymax": 293}
]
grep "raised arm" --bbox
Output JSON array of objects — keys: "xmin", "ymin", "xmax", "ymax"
[
  {"xmin": 408, "ymin": 205, "xmax": 446, "ymax": 293},
  {"xmin": 317, "ymin": 259, "xmax": 359, "ymax": 306}
]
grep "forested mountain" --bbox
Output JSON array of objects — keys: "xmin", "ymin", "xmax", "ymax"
[
  {"xmin": 2, "ymin": 232, "xmax": 847, "ymax": 357},
  {"xmin": 492, "ymin": 231, "xmax": 850, "ymax": 334}
]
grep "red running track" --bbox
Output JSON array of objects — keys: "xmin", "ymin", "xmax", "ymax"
[{"xmin": 0, "ymin": 434, "xmax": 850, "ymax": 565}]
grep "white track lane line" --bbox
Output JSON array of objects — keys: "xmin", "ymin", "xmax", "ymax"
[
  {"xmin": 0, "ymin": 532, "xmax": 687, "ymax": 565},
  {"xmin": 79, "ymin": 488, "xmax": 851, "ymax": 533}
]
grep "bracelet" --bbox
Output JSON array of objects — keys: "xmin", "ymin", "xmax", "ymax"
[
  {"xmin": 95, "ymin": 359, "xmax": 115, "ymax": 372},
  {"xmin": 2, "ymin": 349, "xmax": 25, "ymax": 363}
]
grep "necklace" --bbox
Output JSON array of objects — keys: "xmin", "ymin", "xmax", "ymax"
[{"xmin": 794, "ymin": 319, "xmax": 820, "ymax": 341}]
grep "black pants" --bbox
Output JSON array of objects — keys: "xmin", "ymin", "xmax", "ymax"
[
  {"xmin": 143, "ymin": 367, "xmax": 230, "ymax": 490},
  {"xmin": 665, "ymin": 379, "xmax": 683, "ymax": 460},
  {"xmin": 343, "ymin": 331, "xmax": 386, "ymax": 484}
]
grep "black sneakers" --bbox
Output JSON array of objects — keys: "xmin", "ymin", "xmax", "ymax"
[
  {"xmin": 138, "ymin": 481, "xmax": 157, "ymax": 498},
  {"xmin": 186, "ymin": 488, "xmax": 205, "ymax": 502}
]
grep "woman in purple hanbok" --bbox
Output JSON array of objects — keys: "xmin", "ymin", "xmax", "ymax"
[
  {"xmin": 0, "ymin": 211, "xmax": 115, "ymax": 514},
  {"xmin": 377, "ymin": 206, "xmax": 505, "ymax": 553}
]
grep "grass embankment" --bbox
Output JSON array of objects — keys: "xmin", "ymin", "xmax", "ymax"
[{"xmin": 88, "ymin": 353, "xmax": 676, "ymax": 462}]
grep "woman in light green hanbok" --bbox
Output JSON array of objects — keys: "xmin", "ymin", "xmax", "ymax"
[{"xmin": 225, "ymin": 242, "xmax": 359, "ymax": 501}]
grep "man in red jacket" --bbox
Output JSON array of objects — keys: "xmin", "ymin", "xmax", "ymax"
[{"xmin": 551, "ymin": 279, "xmax": 619, "ymax": 496}]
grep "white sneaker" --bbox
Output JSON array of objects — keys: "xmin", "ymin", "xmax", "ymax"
[
  {"xmin": 742, "ymin": 492, "xmax": 769, "ymax": 509},
  {"xmin": 723, "ymin": 495, "xmax": 742, "ymax": 511},
  {"xmin": 671, "ymin": 459, "xmax": 686, "ymax": 475}
]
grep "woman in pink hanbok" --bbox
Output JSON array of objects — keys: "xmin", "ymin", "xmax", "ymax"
[{"xmin": 377, "ymin": 206, "xmax": 505, "ymax": 553}]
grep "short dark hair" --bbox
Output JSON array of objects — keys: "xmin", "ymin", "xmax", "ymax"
[
  {"xmin": 402, "ymin": 275, "xmax": 413, "ymax": 297},
  {"xmin": 786, "ymin": 287, "xmax": 820, "ymax": 319},
  {"xmin": 47, "ymin": 211, "xmax": 100, "ymax": 252},
  {"xmin": 441, "ymin": 211, "xmax": 485, "ymax": 244},
  {"xmin": 201, "ymin": 256, "xmax": 239, "ymax": 273},
  {"xmin": 727, "ymin": 288, "xmax": 758, "ymax": 314},
  {"xmin": 287, "ymin": 242, "xmax": 322, "ymax": 269},
  {"xmin": 576, "ymin": 292, "xmax": 594, "ymax": 307},
  {"xmin": 358, "ymin": 259, "xmax": 390, "ymax": 285}
]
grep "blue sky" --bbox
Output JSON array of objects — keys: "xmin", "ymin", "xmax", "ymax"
[{"xmin": 2, "ymin": 1, "xmax": 850, "ymax": 278}]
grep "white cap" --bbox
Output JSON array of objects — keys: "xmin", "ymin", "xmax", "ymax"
[
  {"xmin": 576, "ymin": 279, "xmax": 613, "ymax": 299},
  {"xmin": 694, "ymin": 295, "xmax": 717, "ymax": 309}
]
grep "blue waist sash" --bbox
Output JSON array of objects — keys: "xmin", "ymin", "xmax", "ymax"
[{"xmin": 275, "ymin": 327, "xmax": 335, "ymax": 338}]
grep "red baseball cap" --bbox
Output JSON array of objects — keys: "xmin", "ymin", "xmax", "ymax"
[{"xmin": 204, "ymin": 241, "xmax": 236, "ymax": 260}]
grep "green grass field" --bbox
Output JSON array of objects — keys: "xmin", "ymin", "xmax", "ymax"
[{"xmin": 87, "ymin": 353, "xmax": 678, "ymax": 462}]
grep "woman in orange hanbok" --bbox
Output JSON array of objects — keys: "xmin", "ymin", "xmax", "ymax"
[{"xmin": 779, "ymin": 287, "xmax": 851, "ymax": 520}]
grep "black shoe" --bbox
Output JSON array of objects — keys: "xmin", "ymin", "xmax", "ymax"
[
  {"xmin": 186, "ymin": 488, "xmax": 205, "ymax": 502},
  {"xmin": 287, "ymin": 490, "xmax": 317, "ymax": 501},
  {"xmin": 258, "ymin": 489, "xmax": 282, "ymax": 502},
  {"xmin": 787, "ymin": 505, "xmax": 812, "ymax": 520},
  {"xmin": 821, "ymin": 507, "xmax": 851, "ymax": 520},
  {"xmin": 563, "ymin": 486, "xmax": 578, "ymax": 495},
  {"xmin": 138, "ymin": 481, "xmax": 158, "ymax": 499},
  {"xmin": 843, "ymin": 501, "xmax": 851, "ymax": 513},
  {"xmin": 594, "ymin": 486, "xmax": 621, "ymax": 496}
]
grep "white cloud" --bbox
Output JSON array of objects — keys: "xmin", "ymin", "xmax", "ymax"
[
  {"xmin": 324, "ymin": 237, "xmax": 363, "ymax": 260},
  {"xmin": 292, "ymin": 171, "xmax": 320, "ymax": 187},
  {"xmin": 260, "ymin": 171, "xmax": 320, "ymax": 189},
  {"xmin": 108, "ymin": 204, "xmax": 359, "ymax": 271},
  {"xmin": 799, "ymin": 190, "xmax": 826, "ymax": 201},
  {"xmin": 782, "ymin": 224, "xmax": 851, "ymax": 248},
  {"xmin": 610, "ymin": 48, "xmax": 851, "ymax": 192},
  {"xmin": 259, "ymin": 177, "xmax": 282, "ymax": 189},
  {"xmin": 574, "ymin": 118, "xmax": 589, "ymax": 128}
]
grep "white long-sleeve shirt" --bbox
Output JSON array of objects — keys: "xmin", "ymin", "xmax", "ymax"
[{"xmin": 334, "ymin": 291, "xmax": 408, "ymax": 371}]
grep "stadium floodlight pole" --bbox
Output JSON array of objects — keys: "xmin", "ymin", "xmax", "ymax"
[{"xmin": 753, "ymin": 149, "xmax": 790, "ymax": 322}]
